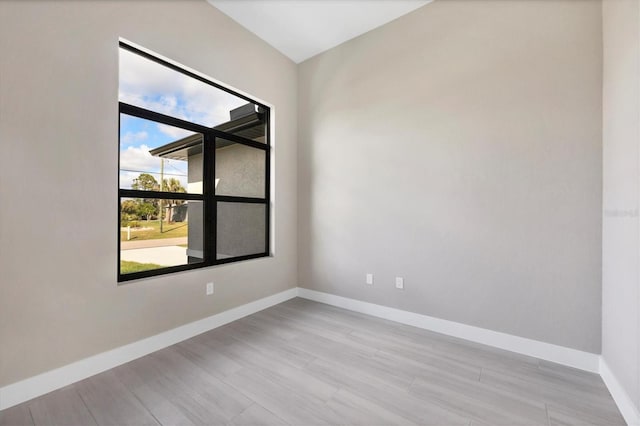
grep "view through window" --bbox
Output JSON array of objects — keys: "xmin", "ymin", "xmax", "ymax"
[{"xmin": 118, "ymin": 42, "xmax": 270, "ymax": 281}]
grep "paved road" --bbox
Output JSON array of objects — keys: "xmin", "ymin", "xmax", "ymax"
[{"xmin": 121, "ymin": 237, "xmax": 187, "ymax": 250}]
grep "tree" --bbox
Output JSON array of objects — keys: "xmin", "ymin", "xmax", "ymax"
[
  {"xmin": 129, "ymin": 174, "xmax": 160, "ymax": 221},
  {"xmin": 128, "ymin": 174, "xmax": 187, "ymax": 223},
  {"xmin": 132, "ymin": 173, "xmax": 159, "ymax": 191},
  {"xmin": 120, "ymin": 199, "xmax": 140, "ymax": 226},
  {"xmin": 121, "ymin": 199, "xmax": 139, "ymax": 216},
  {"xmin": 136, "ymin": 202, "xmax": 157, "ymax": 221},
  {"xmin": 162, "ymin": 177, "xmax": 186, "ymax": 194},
  {"xmin": 162, "ymin": 178, "xmax": 187, "ymax": 222}
]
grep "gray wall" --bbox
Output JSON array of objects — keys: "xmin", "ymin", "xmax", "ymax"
[
  {"xmin": 216, "ymin": 144, "xmax": 267, "ymax": 257},
  {"xmin": 0, "ymin": 0, "xmax": 298, "ymax": 387},
  {"xmin": 216, "ymin": 144, "xmax": 265, "ymax": 198},
  {"xmin": 187, "ymin": 153, "xmax": 204, "ymax": 259},
  {"xmin": 184, "ymin": 144, "xmax": 266, "ymax": 260},
  {"xmin": 298, "ymin": 0, "xmax": 603, "ymax": 352},
  {"xmin": 602, "ymin": 0, "xmax": 640, "ymax": 413}
]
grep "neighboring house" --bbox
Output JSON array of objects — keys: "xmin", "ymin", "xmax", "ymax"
[
  {"xmin": 149, "ymin": 103, "xmax": 267, "ymax": 262},
  {"xmin": 163, "ymin": 203, "xmax": 187, "ymax": 223}
]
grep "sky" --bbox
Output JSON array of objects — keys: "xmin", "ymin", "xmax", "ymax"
[{"xmin": 119, "ymin": 48, "xmax": 248, "ymax": 190}]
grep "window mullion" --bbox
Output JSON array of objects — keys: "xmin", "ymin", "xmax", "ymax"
[
  {"xmin": 264, "ymin": 106, "xmax": 271, "ymax": 255},
  {"xmin": 204, "ymin": 132, "xmax": 216, "ymax": 265},
  {"xmin": 265, "ymin": 143, "xmax": 271, "ymax": 254},
  {"xmin": 119, "ymin": 189, "xmax": 203, "ymax": 201}
]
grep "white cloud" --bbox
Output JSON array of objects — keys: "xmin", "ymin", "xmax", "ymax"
[
  {"xmin": 119, "ymin": 49, "xmax": 172, "ymax": 95},
  {"xmin": 119, "ymin": 170, "xmax": 144, "ymax": 190},
  {"xmin": 120, "ymin": 130, "xmax": 148, "ymax": 145},
  {"xmin": 157, "ymin": 123, "xmax": 195, "ymax": 139},
  {"xmin": 118, "ymin": 92, "xmax": 183, "ymax": 119},
  {"xmin": 120, "ymin": 144, "xmax": 161, "ymax": 175},
  {"xmin": 119, "ymin": 48, "xmax": 249, "ymax": 127},
  {"xmin": 119, "ymin": 144, "xmax": 189, "ymax": 190}
]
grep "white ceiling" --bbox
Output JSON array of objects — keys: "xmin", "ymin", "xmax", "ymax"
[{"xmin": 207, "ymin": 0, "xmax": 432, "ymax": 63}]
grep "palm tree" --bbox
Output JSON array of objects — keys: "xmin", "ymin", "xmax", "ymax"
[{"xmin": 162, "ymin": 178, "xmax": 186, "ymax": 223}]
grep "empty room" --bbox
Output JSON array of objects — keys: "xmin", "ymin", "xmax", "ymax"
[{"xmin": 0, "ymin": 0, "xmax": 638, "ymax": 425}]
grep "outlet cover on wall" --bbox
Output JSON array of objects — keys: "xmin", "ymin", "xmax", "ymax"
[
  {"xmin": 206, "ymin": 282, "xmax": 214, "ymax": 295},
  {"xmin": 366, "ymin": 273, "xmax": 374, "ymax": 285},
  {"xmin": 395, "ymin": 277, "xmax": 404, "ymax": 289}
]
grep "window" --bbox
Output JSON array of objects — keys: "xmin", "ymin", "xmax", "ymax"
[{"xmin": 118, "ymin": 42, "xmax": 270, "ymax": 282}]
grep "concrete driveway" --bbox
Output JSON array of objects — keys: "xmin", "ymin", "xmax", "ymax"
[{"xmin": 120, "ymin": 246, "xmax": 188, "ymax": 267}]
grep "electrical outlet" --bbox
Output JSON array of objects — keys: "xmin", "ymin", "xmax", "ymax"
[
  {"xmin": 366, "ymin": 273, "xmax": 374, "ymax": 285},
  {"xmin": 395, "ymin": 277, "xmax": 404, "ymax": 289},
  {"xmin": 206, "ymin": 282, "xmax": 214, "ymax": 295}
]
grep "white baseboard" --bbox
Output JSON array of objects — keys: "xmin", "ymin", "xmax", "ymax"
[
  {"xmin": 0, "ymin": 287, "xmax": 298, "ymax": 411},
  {"xmin": 600, "ymin": 358, "xmax": 640, "ymax": 426},
  {"xmin": 299, "ymin": 288, "xmax": 640, "ymax": 423},
  {"xmin": 3, "ymin": 286, "xmax": 635, "ymax": 423},
  {"xmin": 297, "ymin": 288, "xmax": 600, "ymax": 373}
]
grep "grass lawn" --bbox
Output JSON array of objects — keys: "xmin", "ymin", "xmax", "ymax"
[
  {"xmin": 120, "ymin": 260, "xmax": 164, "ymax": 274},
  {"xmin": 121, "ymin": 221, "xmax": 188, "ymax": 241}
]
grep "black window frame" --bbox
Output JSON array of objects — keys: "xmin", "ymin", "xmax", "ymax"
[{"xmin": 118, "ymin": 42, "xmax": 271, "ymax": 283}]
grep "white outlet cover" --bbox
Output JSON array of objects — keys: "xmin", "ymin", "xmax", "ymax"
[
  {"xmin": 366, "ymin": 273, "xmax": 374, "ymax": 285},
  {"xmin": 206, "ymin": 282, "xmax": 214, "ymax": 295},
  {"xmin": 395, "ymin": 277, "xmax": 404, "ymax": 289}
]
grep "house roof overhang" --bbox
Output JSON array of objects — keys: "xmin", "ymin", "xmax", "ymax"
[{"xmin": 149, "ymin": 104, "xmax": 265, "ymax": 161}]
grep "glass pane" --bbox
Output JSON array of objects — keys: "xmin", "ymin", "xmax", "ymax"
[
  {"xmin": 119, "ymin": 47, "xmax": 259, "ymax": 129},
  {"xmin": 217, "ymin": 202, "xmax": 266, "ymax": 259},
  {"xmin": 119, "ymin": 114, "xmax": 203, "ymax": 194},
  {"xmin": 215, "ymin": 139, "xmax": 266, "ymax": 198},
  {"xmin": 120, "ymin": 198, "xmax": 203, "ymax": 274}
]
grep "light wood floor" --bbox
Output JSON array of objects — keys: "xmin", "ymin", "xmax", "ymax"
[{"xmin": 0, "ymin": 298, "xmax": 625, "ymax": 426}]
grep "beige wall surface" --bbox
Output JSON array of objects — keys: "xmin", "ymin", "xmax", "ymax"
[
  {"xmin": 298, "ymin": 0, "xmax": 603, "ymax": 352},
  {"xmin": 0, "ymin": 0, "xmax": 298, "ymax": 387},
  {"xmin": 602, "ymin": 0, "xmax": 640, "ymax": 413}
]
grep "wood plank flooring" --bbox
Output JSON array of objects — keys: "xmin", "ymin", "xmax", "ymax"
[{"xmin": 0, "ymin": 298, "xmax": 625, "ymax": 425}]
